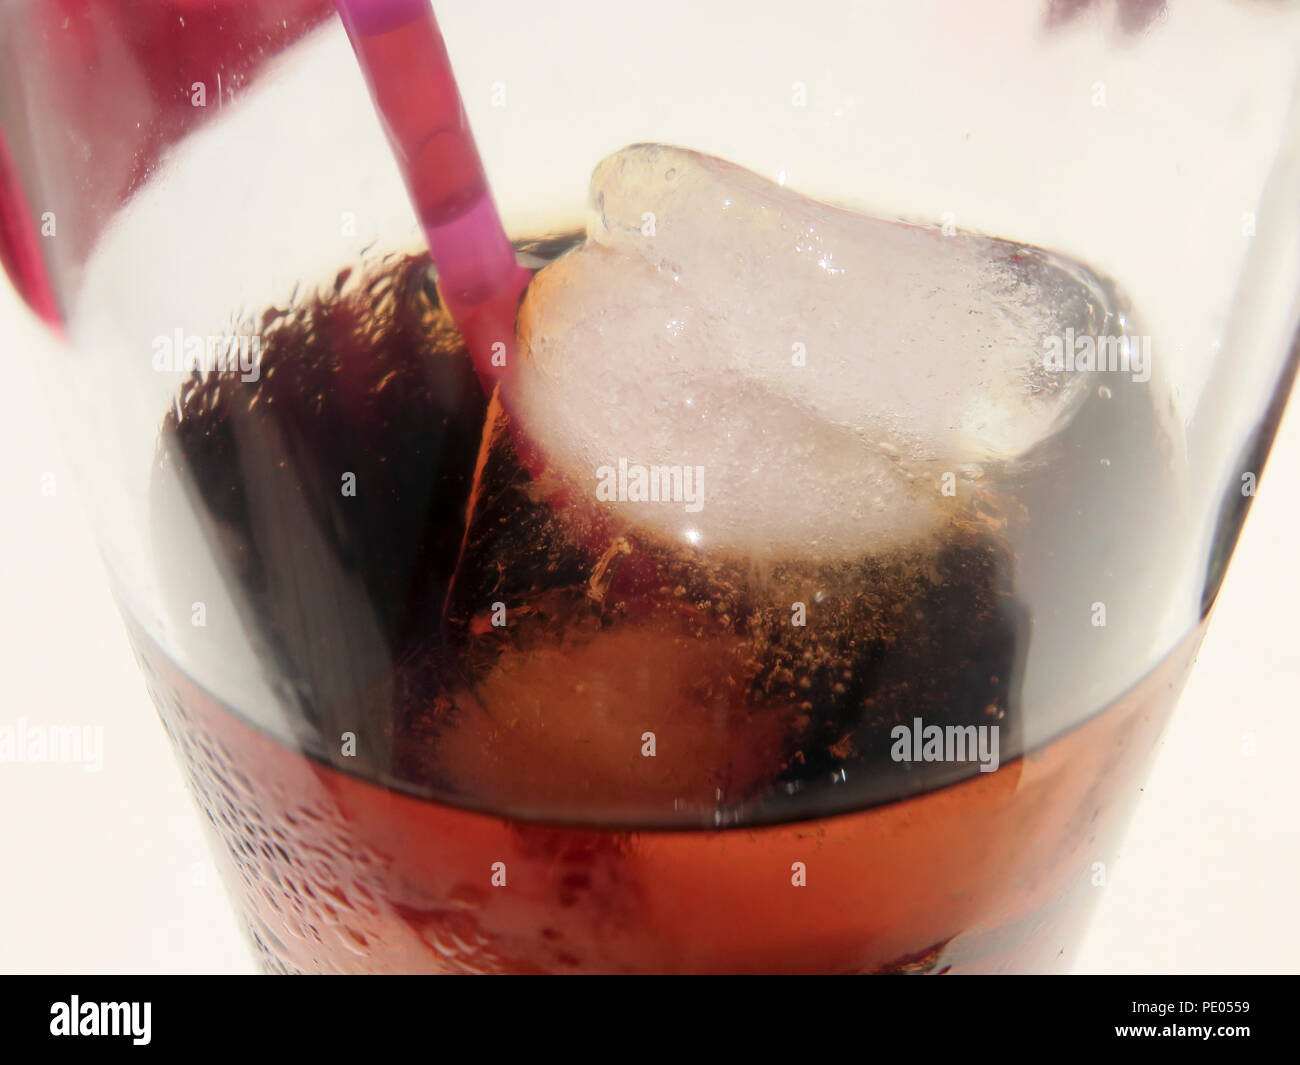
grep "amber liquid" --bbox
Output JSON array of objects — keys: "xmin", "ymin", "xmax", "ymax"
[{"xmin": 131, "ymin": 617, "xmax": 1200, "ymax": 974}]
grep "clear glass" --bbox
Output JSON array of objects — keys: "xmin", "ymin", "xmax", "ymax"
[{"xmin": 2, "ymin": 0, "xmax": 1298, "ymax": 973}]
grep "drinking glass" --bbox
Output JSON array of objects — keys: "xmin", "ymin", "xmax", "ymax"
[{"xmin": 2, "ymin": 0, "xmax": 1297, "ymax": 973}]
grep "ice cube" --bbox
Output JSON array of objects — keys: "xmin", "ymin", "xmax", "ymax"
[{"xmin": 511, "ymin": 144, "xmax": 1114, "ymax": 558}]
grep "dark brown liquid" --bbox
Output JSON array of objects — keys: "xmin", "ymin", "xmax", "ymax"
[
  {"xmin": 148, "ymin": 242, "xmax": 1187, "ymax": 828},
  {"xmin": 137, "ymin": 241, "xmax": 1197, "ymax": 971}
]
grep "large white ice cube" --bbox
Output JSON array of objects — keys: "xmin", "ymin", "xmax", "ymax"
[{"xmin": 511, "ymin": 144, "xmax": 1113, "ymax": 557}]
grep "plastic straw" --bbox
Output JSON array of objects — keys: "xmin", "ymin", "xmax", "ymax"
[{"xmin": 334, "ymin": 0, "xmax": 529, "ymax": 382}]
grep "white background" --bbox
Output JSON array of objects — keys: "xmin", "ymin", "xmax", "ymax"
[{"xmin": 0, "ymin": 272, "xmax": 1297, "ymax": 974}]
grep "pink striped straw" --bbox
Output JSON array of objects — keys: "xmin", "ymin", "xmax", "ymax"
[{"xmin": 334, "ymin": 0, "xmax": 530, "ymax": 384}]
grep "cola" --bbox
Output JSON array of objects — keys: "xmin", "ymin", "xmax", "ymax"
[{"xmin": 139, "ymin": 154, "xmax": 1196, "ymax": 971}]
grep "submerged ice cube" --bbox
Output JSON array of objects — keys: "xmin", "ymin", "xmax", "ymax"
[{"xmin": 512, "ymin": 144, "xmax": 1119, "ymax": 557}]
